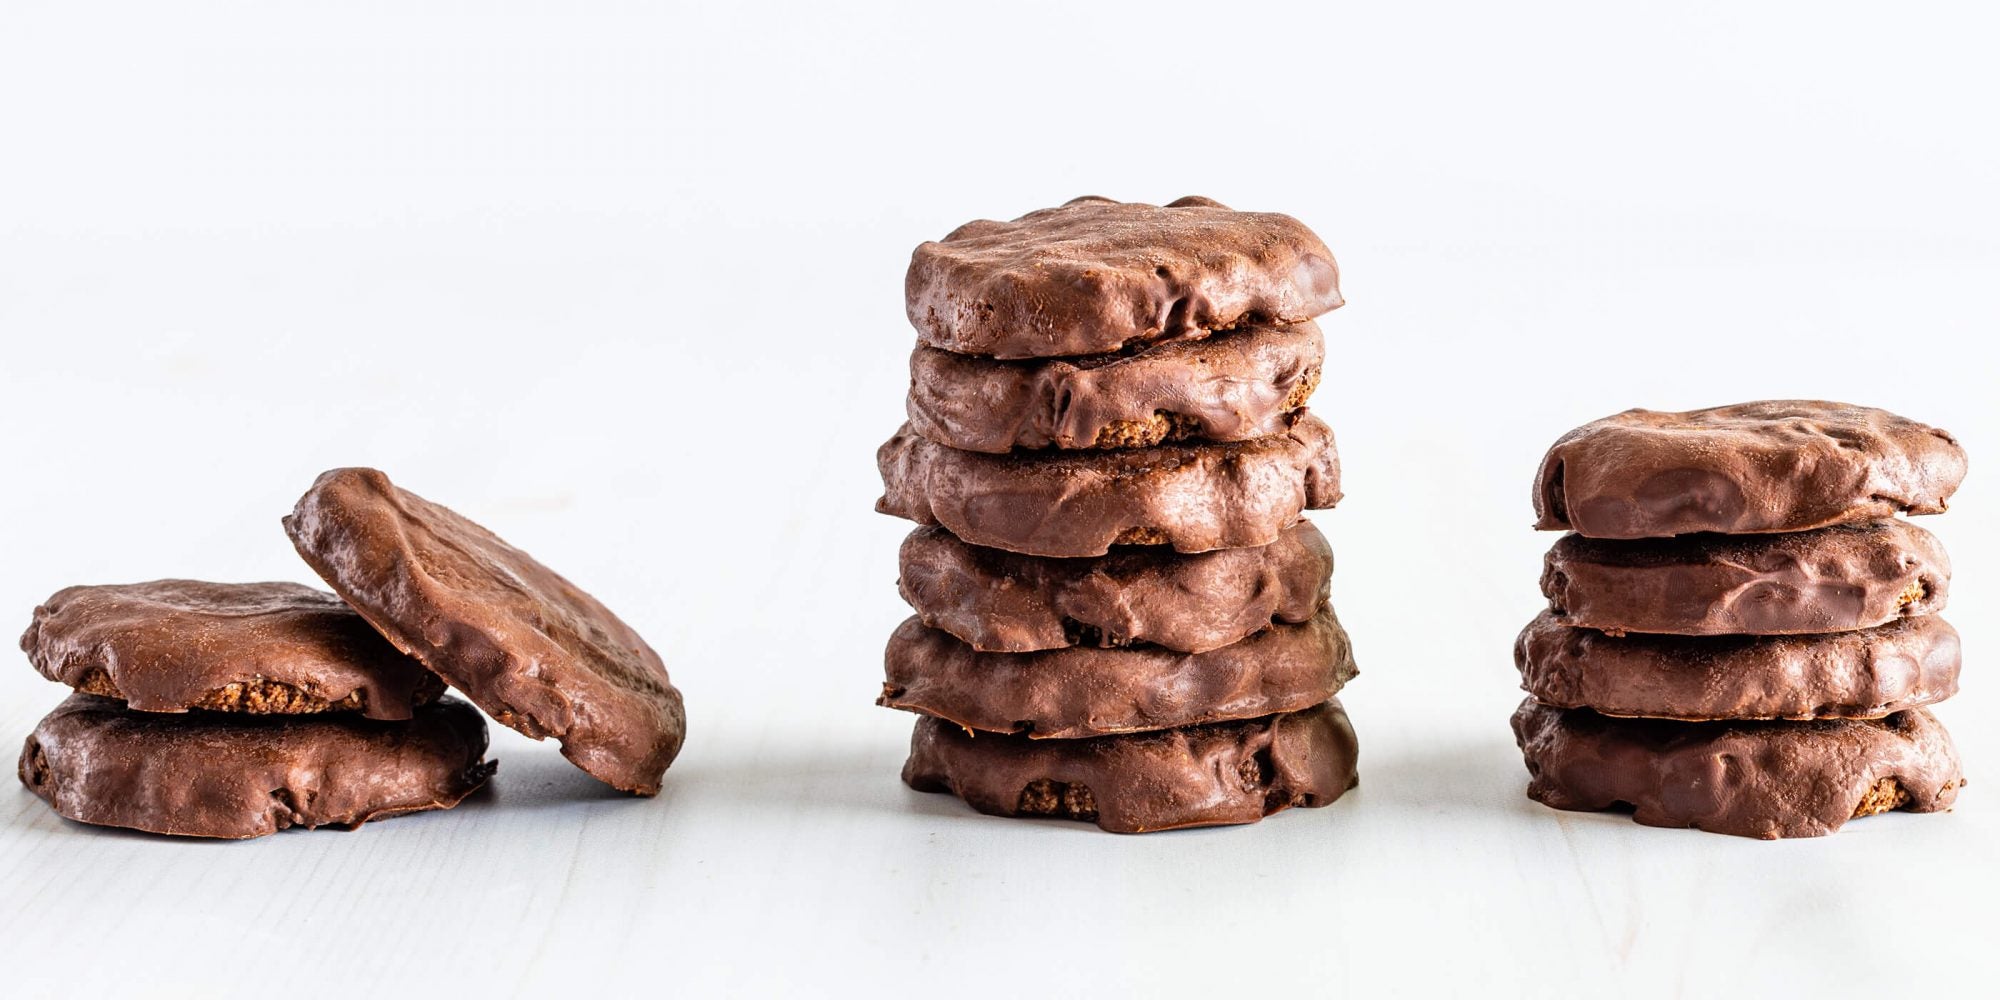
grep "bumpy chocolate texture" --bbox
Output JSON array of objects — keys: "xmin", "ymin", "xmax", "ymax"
[
  {"xmin": 1515, "ymin": 611, "xmax": 1960, "ymax": 721},
  {"xmin": 18, "ymin": 693, "xmax": 493, "ymax": 839},
  {"xmin": 898, "ymin": 521, "xmax": 1330, "ymax": 654},
  {"xmin": 881, "ymin": 606, "xmax": 1355, "ymax": 738},
  {"xmin": 878, "ymin": 414, "xmax": 1340, "ymax": 558},
  {"xmin": 907, "ymin": 320, "xmax": 1322, "ymax": 453},
  {"xmin": 1532, "ymin": 401, "xmax": 1966, "ymax": 539},
  {"xmin": 284, "ymin": 468, "xmax": 685, "ymax": 796},
  {"xmin": 906, "ymin": 196, "xmax": 1343, "ymax": 359},
  {"xmin": 904, "ymin": 700, "xmax": 1358, "ymax": 833},
  {"xmin": 21, "ymin": 580, "xmax": 443, "ymax": 720},
  {"xmin": 1511, "ymin": 698, "xmax": 1963, "ymax": 839},
  {"xmin": 1541, "ymin": 520, "xmax": 1950, "ymax": 636}
]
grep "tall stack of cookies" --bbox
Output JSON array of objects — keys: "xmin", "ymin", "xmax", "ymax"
[
  {"xmin": 1513, "ymin": 400, "xmax": 1970, "ymax": 839},
  {"xmin": 876, "ymin": 196, "xmax": 1360, "ymax": 833}
]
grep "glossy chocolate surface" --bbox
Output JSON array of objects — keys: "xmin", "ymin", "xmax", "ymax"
[{"xmin": 1532, "ymin": 401, "xmax": 1965, "ymax": 538}]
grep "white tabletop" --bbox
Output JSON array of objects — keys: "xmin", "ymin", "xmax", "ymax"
[{"xmin": 2, "ymin": 3, "xmax": 1997, "ymax": 997}]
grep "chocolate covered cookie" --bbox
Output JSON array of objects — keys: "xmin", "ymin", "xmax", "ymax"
[
  {"xmin": 1541, "ymin": 520, "xmax": 1950, "ymax": 636},
  {"xmin": 907, "ymin": 320, "xmax": 1322, "ymax": 453},
  {"xmin": 1533, "ymin": 401, "xmax": 1966, "ymax": 539},
  {"xmin": 880, "ymin": 606, "xmax": 1355, "ymax": 738},
  {"xmin": 898, "ymin": 520, "xmax": 1331, "ymax": 654},
  {"xmin": 284, "ymin": 468, "xmax": 685, "ymax": 796},
  {"xmin": 878, "ymin": 414, "xmax": 1340, "ymax": 558},
  {"xmin": 1511, "ymin": 698, "xmax": 1963, "ymax": 839},
  {"xmin": 903, "ymin": 700, "xmax": 1358, "ymax": 833},
  {"xmin": 1515, "ymin": 611, "xmax": 1960, "ymax": 721},
  {"xmin": 907, "ymin": 196, "xmax": 1342, "ymax": 359},
  {"xmin": 19, "ymin": 693, "xmax": 493, "ymax": 839},
  {"xmin": 21, "ymin": 580, "xmax": 443, "ymax": 720}
]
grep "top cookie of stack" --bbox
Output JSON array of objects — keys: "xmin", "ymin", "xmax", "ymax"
[{"xmin": 876, "ymin": 196, "xmax": 1357, "ymax": 833}]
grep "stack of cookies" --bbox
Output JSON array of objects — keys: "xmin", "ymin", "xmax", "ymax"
[
  {"xmin": 876, "ymin": 196, "xmax": 1360, "ymax": 833},
  {"xmin": 1513, "ymin": 400, "xmax": 1970, "ymax": 839},
  {"xmin": 17, "ymin": 467, "xmax": 686, "ymax": 839}
]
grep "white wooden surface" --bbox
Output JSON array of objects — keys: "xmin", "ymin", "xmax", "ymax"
[{"xmin": 2, "ymin": 3, "xmax": 1997, "ymax": 997}]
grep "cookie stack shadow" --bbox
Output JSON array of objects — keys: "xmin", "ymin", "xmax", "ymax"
[
  {"xmin": 875, "ymin": 195, "xmax": 1361, "ymax": 833},
  {"xmin": 1513, "ymin": 400, "xmax": 1970, "ymax": 839}
]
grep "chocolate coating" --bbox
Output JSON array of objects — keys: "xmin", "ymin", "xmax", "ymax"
[
  {"xmin": 1541, "ymin": 520, "xmax": 1950, "ymax": 636},
  {"xmin": 1511, "ymin": 698, "xmax": 1963, "ymax": 839},
  {"xmin": 21, "ymin": 580, "xmax": 443, "ymax": 720},
  {"xmin": 1515, "ymin": 611, "xmax": 1960, "ymax": 721},
  {"xmin": 907, "ymin": 320, "xmax": 1322, "ymax": 453},
  {"xmin": 880, "ymin": 606, "xmax": 1355, "ymax": 738},
  {"xmin": 1532, "ymin": 401, "xmax": 1966, "ymax": 538},
  {"xmin": 877, "ymin": 414, "xmax": 1341, "ymax": 558},
  {"xmin": 903, "ymin": 700, "xmax": 1358, "ymax": 833},
  {"xmin": 284, "ymin": 468, "xmax": 685, "ymax": 796},
  {"xmin": 18, "ymin": 693, "xmax": 493, "ymax": 839},
  {"xmin": 906, "ymin": 196, "xmax": 1342, "ymax": 359},
  {"xmin": 898, "ymin": 520, "xmax": 1331, "ymax": 654}
]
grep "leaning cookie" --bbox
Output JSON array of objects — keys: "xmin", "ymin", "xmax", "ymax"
[
  {"xmin": 18, "ymin": 693, "xmax": 493, "ymax": 839},
  {"xmin": 881, "ymin": 607, "xmax": 1355, "ymax": 738},
  {"xmin": 907, "ymin": 196, "xmax": 1342, "ymax": 359},
  {"xmin": 878, "ymin": 415, "xmax": 1340, "ymax": 558},
  {"xmin": 1541, "ymin": 520, "xmax": 1950, "ymax": 636},
  {"xmin": 1533, "ymin": 400, "xmax": 1966, "ymax": 538},
  {"xmin": 898, "ymin": 521, "xmax": 1330, "ymax": 654},
  {"xmin": 285, "ymin": 468, "xmax": 686, "ymax": 796},
  {"xmin": 1515, "ymin": 611, "xmax": 1960, "ymax": 721},
  {"xmin": 907, "ymin": 320, "xmax": 1322, "ymax": 453},
  {"xmin": 21, "ymin": 580, "xmax": 443, "ymax": 720},
  {"xmin": 903, "ymin": 700, "xmax": 1358, "ymax": 834},
  {"xmin": 1511, "ymin": 698, "xmax": 1963, "ymax": 839}
]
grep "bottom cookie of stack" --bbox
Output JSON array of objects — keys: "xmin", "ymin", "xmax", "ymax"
[
  {"xmin": 20, "ymin": 693, "xmax": 495, "ymax": 839},
  {"xmin": 903, "ymin": 700, "xmax": 1358, "ymax": 834},
  {"xmin": 1511, "ymin": 699, "xmax": 1964, "ymax": 840}
]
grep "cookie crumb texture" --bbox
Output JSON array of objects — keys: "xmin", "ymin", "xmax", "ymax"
[
  {"xmin": 18, "ymin": 693, "xmax": 494, "ymax": 839},
  {"xmin": 906, "ymin": 196, "xmax": 1342, "ymax": 359},
  {"xmin": 902, "ymin": 700, "xmax": 1358, "ymax": 834},
  {"xmin": 1511, "ymin": 699, "xmax": 1964, "ymax": 839}
]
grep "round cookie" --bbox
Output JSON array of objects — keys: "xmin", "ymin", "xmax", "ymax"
[
  {"xmin": 1541, "ymin": 520, "xmax": 1950, "ymax": 636},
  {"xmin": 1514, "ymin": 611, "xmax": 1960, "ymax": 721},
  {"xmin": 18, "ymin": 693, "xmax": 493, "ymax": 839},
  {"xmin": 1511, "ymin": 698, "xmax": 1963, "ymax": 839},
  {"xmin": 898, "ymin": 521, "xmax": 1331, "ymax": 654},
  {"xmin": 880, "ymin": 606, "xmax": 1355, "ymax": 738},
  {"xmin": 907, "ymin": 196, "xmax": 1342, "ymax": 359},
  {"xmin": 877, "ymin": 414, "xmax": 1341, "ymax": 558},
  {"xmin": 902, "ymin": 700, "xmax": 1358, "ymax": 834},
  {"xmin": 906, "ymin": 320, "xmax": 1323, "ymax": 453},
  {"xmin": 284, "ymin": 467, "xmax": 686, "ymax": 796},
  {"xmin": 20, "ymin": 580, "xmax": 444, "ymax": 720},
  {"xmin": 1532, "ymin": 400, "xmax": 1966, "ymax": 539}
]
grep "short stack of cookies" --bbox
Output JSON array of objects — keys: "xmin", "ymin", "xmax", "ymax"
[
  {"xmin": 17, "ymin": 467, "xmax": 686, "ymax": 839},
  {"xmin": 876, "ymin": 196, "xmax": 1360, "ymax": 833},
  {"xmin": 1513, "ymin": 400, "xmax": 1970, "ymax": 839}
]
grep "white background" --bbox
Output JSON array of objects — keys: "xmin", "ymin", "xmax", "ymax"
[{"xmin": 2, "ymin": 2, "xmax": 1997, "ymax": 997}]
